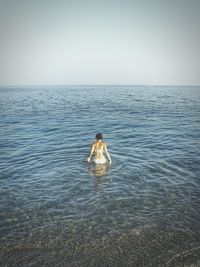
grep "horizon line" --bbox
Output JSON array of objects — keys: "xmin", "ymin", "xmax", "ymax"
[{"xmin": 0, "ymin": 84, "xmax": 200, "ymax": 88}]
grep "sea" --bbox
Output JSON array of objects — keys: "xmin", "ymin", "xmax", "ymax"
[{"xmin": 0, "ymin": 85, "xmax": 200, "ymax": 266}]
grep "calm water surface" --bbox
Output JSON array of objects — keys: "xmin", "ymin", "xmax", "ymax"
[{"xmin": 0, "ymin": 86, "xmax": 200, "ymax": 266}]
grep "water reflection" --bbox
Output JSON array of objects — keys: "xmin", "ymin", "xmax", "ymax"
[
  {"xmin": 88, "ymin": 163, "xmax": 111, "ymax": 190},
  {"xmin": 88, "ymin": 162, "xmax": 111, "ymax": 177}
]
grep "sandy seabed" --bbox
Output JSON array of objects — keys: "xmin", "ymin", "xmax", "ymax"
[{"xmin": 1, "ymin": 227, "xmax": 200, "ymax": 267}]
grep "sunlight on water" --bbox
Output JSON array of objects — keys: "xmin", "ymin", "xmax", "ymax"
[{"xmin": 0, "ymin": 86, "xmax": 200, "ymax": 266}]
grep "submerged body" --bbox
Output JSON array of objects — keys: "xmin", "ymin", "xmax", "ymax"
[{"xmin": 88, "ymin": 134, "xmax": 112, "ymax": 165}]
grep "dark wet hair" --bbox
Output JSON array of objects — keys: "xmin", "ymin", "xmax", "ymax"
[{"xmin": 96, "ymin": 133, "xmax": 103, "ymax": 140}]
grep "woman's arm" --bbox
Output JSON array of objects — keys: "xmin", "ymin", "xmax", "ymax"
[
  {"xmin": 87, "ymin": 144, "xmax": 95, "ymax": 162},
  {"xmin": 104, "ymin": 144, "xmax": 112, "ymax": 164}
]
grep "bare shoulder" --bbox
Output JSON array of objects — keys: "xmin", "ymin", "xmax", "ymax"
[
  {"xmin": 92, "ymin": 141, "xmax": 97, "ymax": 147},
  {"xmin": 103, "ymin": 142, "xmax": 107, "ymax": 148}
]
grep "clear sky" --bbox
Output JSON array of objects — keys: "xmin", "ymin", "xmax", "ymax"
[{"xmin": 0, "ymin": 0, "xmax": 200, "ymax": 86}]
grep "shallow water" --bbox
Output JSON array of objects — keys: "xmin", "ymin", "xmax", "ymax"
[{"xmin": 0, "ymin": 86, "xmax": 200, "ymax": 266}]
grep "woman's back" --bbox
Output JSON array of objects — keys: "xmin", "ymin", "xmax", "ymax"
[
  {"xmin": 87, "ymin": 133, "xmax": 112, "ymax": 165},
  {"xmin": 93, "ymin": 141, "xmax": 105, "ymax": 160}
]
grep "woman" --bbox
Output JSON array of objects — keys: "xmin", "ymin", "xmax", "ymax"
[{"xmin": 87, "ymin": 133, "xmax": 112, "ymax": 164}]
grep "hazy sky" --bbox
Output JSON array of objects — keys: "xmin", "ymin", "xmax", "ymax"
[{"xmin": 0, "ymin": 0, "xmax": 200, "ymax": 85}]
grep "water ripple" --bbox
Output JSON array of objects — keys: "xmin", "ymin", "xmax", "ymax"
[{"xmin": 0, "ymin": 86, "xmax": 200, "ymax": 266}]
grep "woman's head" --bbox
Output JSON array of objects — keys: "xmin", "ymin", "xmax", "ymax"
[{"xmin": 96, "ymin": 133, "xmax": 103, "ymax": 140}]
